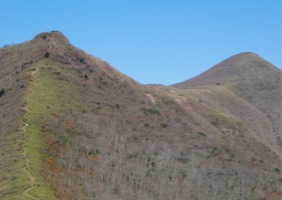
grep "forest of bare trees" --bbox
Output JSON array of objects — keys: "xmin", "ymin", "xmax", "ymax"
[{"xmin": 46, "ymin": 113, "xmax": 281, "ymax": 200}]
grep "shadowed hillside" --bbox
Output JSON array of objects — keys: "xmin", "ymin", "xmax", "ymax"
[{"xmin": 0, "ymin": 32, "xmax": 281, "ymax": 200}]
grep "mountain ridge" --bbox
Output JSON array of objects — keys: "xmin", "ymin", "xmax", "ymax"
[
  {"xmin": 0, "ymin": 31, "xmax": 281, "ymax": 200},
  {"xmin": 173, "ymin": 52, "xmax": 281, "ymax": 88},
  {"xmin": 173, "ymin": 51, "xmax": 281, "ymax": 158}
]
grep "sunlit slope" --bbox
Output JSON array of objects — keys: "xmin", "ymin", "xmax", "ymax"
[
  {"xmin": 174, "ymin": 52, "xmax": 281, "ymax": 156},
  {"xmin": 0, "ymin": 32, "xmax": 281, "ymax": 200}
]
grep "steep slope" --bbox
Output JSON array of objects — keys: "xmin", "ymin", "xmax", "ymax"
[
  {"xmin": 174, "ymin": 52, "xmax": 282, "ymax": 156},
  {"xmin": 0, "ymin": 31, "xmax": 144, "ymax": 199},
  {"xmin": 173, "ymin": 52, "xmax": 280, "ymax": 89},
  {"xmin": 0, "ymin": 33, "xmax": 281, "ymax": 200}
]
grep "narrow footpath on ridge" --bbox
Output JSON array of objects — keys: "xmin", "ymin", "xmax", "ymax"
[
  {"xmin": 21, "ymin": 33, "xmax": 55, "ymax": 200},
  {"xmin": 22, "ymin": 123, "xmax": 40, "ymax": 200},
  {"xmin": 22, "ymin": 63, "xmax": 41, "ymax": 199}
]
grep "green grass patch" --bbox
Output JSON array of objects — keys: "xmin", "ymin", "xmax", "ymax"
[
  {"xmin": 0, "ymin": 126, "xmax": 32, "ymax": 199},
  {"xmin": 20, "ymin": 63, "xmax": 81, "ymax": 199},
  {"xmin": 207, "ymin": 112, "xmax": 244, "ymax": 129}
]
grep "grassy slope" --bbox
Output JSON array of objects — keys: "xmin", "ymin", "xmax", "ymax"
[
  {"xmin": 2, "ymin": 57, "xmax": 81, "ymax": 199},
  {"xmin": 0, "ymin": 44, "xmax": 34, "ymax": 199},
  {"xmin": 23, "ymin": 59, "xmax": 85, "ymax": 199},
  {"xmin": 173, "ymin": 52, "xmax": 281, "ymax": 156},
  {"xmin": 2, "ymin": 61, "xmax": 60, "ymax": 199},
  {"xmin": 1, "ymin": 33, "xmax": 281, "ymax": 199}
]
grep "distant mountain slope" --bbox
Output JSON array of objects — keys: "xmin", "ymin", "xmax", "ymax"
[
  {"xmin": 173, "ymin": 52, "xmax": 281, "ymax": 157},
  {"xmin": 173, "ymin": 52, "xmax": 280, "ymax": 89},
  {"xmin": 0, "ymin": 32, "xmax": 281, "ymax": 200}
]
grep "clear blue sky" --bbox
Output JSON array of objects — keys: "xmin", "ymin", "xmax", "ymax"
[{"xmin": 1, "ymin": 0, "xmax": 281, "ymax": 85}]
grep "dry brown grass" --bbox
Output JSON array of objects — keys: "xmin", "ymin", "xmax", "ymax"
[{"xmin": 0, "ymin": 32, "xmax": 281, "ymax": 200}]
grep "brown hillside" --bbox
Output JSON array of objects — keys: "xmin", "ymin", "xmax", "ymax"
[
  {"xmin": 173, "ymin": 52, "xmax": 280, "ymax": 89},
  {"xmin": 173, "ymin": 53, "xmax": 281, "ymax": 157},
  {"xmin": 0, "ymin": 32, "xmax": 281, "ymax": 200}
]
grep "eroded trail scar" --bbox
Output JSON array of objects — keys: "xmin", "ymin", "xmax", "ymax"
[{"xmin": 22, "ymin": 124, "xmax": 40, "ymax": 200}]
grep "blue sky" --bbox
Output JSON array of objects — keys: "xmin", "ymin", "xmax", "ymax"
[{"xmin": 1, "ymin": 0, "xmax": 281, "ymax": 85}]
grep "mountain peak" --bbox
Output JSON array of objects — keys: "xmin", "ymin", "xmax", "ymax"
[
  {"xmin": 219, "ymin": 52, "xmax": 271, "ymax": 69},
  {"xmin": 33, "ymin": 31, "xmax": 70, "ymax": 44},
  {"xmin": 233, "ymin": 51, "xmax": 259, "ymax": 57},
  {"xmin": 173, "ymin": 52, "xmax": 280, "ymax": 89},
  {"xmin": 27, "ymin": 31, "xmax": 86, "ymax": 65}
]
